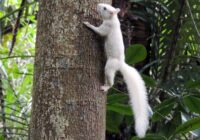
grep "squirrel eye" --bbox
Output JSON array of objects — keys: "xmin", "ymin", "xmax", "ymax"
[{"xmin": 103, "ymin": 7, "xmax": 107, "ymax": 10}]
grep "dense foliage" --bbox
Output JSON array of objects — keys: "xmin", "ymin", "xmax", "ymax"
[
  {"xmin": 0, "ymin": 0, "xmax": 199, "ymax": 139},
  {"xmin": 0, "ymin": 0, "xmax": 36, "ymax": 139},
  {"xmin": 106, "ymin": 0, "xmax": 200, "ymax": 139}
]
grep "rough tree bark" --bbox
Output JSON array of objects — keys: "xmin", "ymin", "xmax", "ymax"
[{"xmin": 29, "ymin": 0, "xmax": 111, "ymax": 140}]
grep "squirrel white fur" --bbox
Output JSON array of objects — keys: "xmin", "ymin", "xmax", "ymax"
[{"xmin": 83, "ymin": 3, "xmax": 150, "ymax": 138}]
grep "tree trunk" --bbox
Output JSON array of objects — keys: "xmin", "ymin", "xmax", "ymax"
[{"xmin": 29, "ymin": 0, "xmax": 111, "ymax": 140}]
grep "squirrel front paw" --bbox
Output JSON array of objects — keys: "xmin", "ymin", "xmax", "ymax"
[{"xmin": 100, "ymin": 85, "xmax": 110, "ymax": 92}]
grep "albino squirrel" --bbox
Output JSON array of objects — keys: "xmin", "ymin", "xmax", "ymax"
[{"xmin": 83, "ymin": 3, "xmax": 150, "ymax": 138}]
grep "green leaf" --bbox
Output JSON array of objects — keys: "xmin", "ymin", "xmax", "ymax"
[
  {"xmin": 131, "ymin": 134, "xmax": 167, "ymax": 140},
  {"xmin": 142, "ymin": 75, "xmax": 156, "ymax": 87},
  {"xmin": 107, "ymin": 103, "xmax": 133, "ymax": 116},
  {"xmin": 0, "ymin": 11, "xmax": 4, "ymax": 18},
  {"xmin": 124, "ymin": 116, "xmax": 134, "ymax": 125},
  {"xmin": 0, "ymin": 135, "xmax": 4, "ymax": 140},
  {"xmin": 175, "ymin": 117, "xmax": 200, "ymax": 134},
  {"xmin": 106, "ymin": 111, "xmax": 123, "ymax": 133},
  {"xmin": 159, "ymin": 111, "xmax": 181, "ymax": 138},
  {"xmin": 185, "ymin": 80, "xmax": 200, "ymax": 89},
  {"xmin": 125, "ymin": 44, "xmax": 147, "ymax": 65},
  {"xmin": 183, "ymin": 96, "xmax": 200, "ymax": 114},
  {"xmin": 152, "ymin": 98, "xmax": 176, "ymax": 122},
  {"xmin": 107, "ymin": 94, "xmax": 128, "ymax": 104}
]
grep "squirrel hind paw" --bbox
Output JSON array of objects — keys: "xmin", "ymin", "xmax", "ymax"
[
  {"xmin": 100, "ymin": 85, "xmax": 110, "ymax": 92},
  {"xmin": 83, "ymin": 21, "xmax": 89, "ymax": 26}
]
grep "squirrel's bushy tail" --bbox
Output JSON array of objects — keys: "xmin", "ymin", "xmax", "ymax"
[{"xmin": 120, "ymin": 62, "xmax": 149, "ymax": 138}]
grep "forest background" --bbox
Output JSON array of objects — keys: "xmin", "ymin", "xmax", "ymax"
[{"xmin": 0, "ymin": 0, "xmax": 200, "ymax": 139}]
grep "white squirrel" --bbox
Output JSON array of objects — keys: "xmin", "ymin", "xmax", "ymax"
[{"xmin": 83, "ymin": 3, "xmax": 150, "ymax": 138}]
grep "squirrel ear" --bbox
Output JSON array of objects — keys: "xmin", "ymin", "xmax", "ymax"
[{"xmin": 115, "ymin": 8, "xmax": 120, "ymax": 14}]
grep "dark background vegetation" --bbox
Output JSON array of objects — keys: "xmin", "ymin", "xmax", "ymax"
[{"xmin": 0, "ymin": 0, "xmax": 199, "ymax": 139}]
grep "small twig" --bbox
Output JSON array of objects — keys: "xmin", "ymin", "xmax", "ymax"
[
  {"xmin": 0, "ymin": 132, "xmax": 28, "ymax": 137},
  {"xmin": 0, "ymin": 115, "xmax": 27, "ymax": 126},
  {"xmin": 9, "ymin": 0, "xmax": 26, "ymax": 56},
  {"xmin": 140, "ymin": 59, "xmax": 164, "ymax": 73},
  {"xmin": 186, "ymin": 0, "xmax": 200, "ymax": 39},
  {"xmin": 111, "ymin": 87, "xmax": 127, "ymax": 95},
  {"xmin": 0, "ymin": 55, "xmax": 34, "ymax": 60},
  {"xmin": 15, "ymin": 72, "xmax": 33, "ymax": 76},
  {"xmin": 2, "ymin": 20, "xmax": 34, "ymax": 35},
  {"xmin": 2, "ymin": 112, "xmax": 28, "ymax": 121},
  {"xmin": 2, "ymin": 105, "xmax": 21, "ymax": 113}
]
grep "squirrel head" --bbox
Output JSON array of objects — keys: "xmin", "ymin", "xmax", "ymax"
[{"xmin": 97, "ymin": 3, "xmax": 120, "ymax": 20}]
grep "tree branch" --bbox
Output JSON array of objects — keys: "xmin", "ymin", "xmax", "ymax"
[
  {"xmin": 8, "ymin": 0, "xmax": 26, "ymax": 56},
  {"xmin": 0, "ymin": 74, "xmax": 7, "ymax": 139},
  {"xmin": 161, "ymin": 0, "xmax": 186, "ymax": 82}
]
